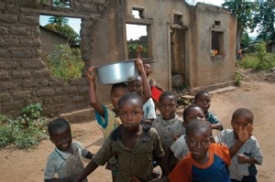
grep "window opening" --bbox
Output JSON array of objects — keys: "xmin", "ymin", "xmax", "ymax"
[
  {"xmin": 39, "ymin": 15, "xmax": 83, "ymax": 83},
  {"xmin": 39, "ymin": 0, "xmax": 72, "ymax": 8},
  {"xmin": 174, "ymin": 14, "xmax": 183, "ymax": 25},
  {"xmin": 211, "ymin": 31, "xmax": 224, "ymax": 57},
  {"xmin": 132, "ymin": 8, "xmax": 144, "ymax": 19},
  {"xmin": 126, "ymin": 24, "xmax": 149, "ymax": 59},
  {"xmin": 214, "ymin": 21, "xmax": 221, "ymax": 26}
]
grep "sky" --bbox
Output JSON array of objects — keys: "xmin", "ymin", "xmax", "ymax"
[{"xmin": 39, "ymin": 0, "xmax": 257, "ymax": 40}]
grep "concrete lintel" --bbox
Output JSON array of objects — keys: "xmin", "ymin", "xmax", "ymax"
[
  {"xmin": 170, "ymin": 24, "xmax": 188, "ymax": 30},
  {"xmin": 125, "ymin": 17, "xmax": 153, "ymax": 25},
  {"xmin": 21, "ymin": 7, "xmax": 101, "ymax": 19}
]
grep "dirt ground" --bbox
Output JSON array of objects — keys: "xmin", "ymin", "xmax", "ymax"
[{"xmin": 0, "ymin": 78, "xmax": 275, "ymax": 182}]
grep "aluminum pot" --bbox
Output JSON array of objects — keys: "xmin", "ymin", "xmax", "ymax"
[{"xmin": 96, "ymin": 60, "xmax": 139, "ymax": 85}]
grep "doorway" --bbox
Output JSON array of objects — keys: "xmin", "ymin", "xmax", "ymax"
[{"xmin": 170, "ymin": 27, "xmax": 186, "ymax": 75}]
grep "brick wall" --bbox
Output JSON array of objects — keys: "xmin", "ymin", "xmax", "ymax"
[{"xmin": 0, "ymin": 0, "xmax": 108, "ymax": 117}]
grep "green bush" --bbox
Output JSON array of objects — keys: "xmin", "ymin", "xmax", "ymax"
[
  {"xmin": 234, "ymin": 71, "xmax": 242, "ymax": 86},
  {"xmin": 237, "ymin": 42, "xmax": 275, "ymax": 70},
  {"xmin": 0, "ymin": 104, "xmax": 49, "ymax": 149},
  {"xmin": 47, "ymin": 44, "xmax": 84, "ymax": 84}
]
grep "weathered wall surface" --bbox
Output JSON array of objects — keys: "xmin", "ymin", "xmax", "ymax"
[
  {"xmin": 189, "ymin": 3, "xmax": 237, "ymax": 92},
  {"xmin": 91, "ymin": 0, "xmax": 237, "ymax": 92},
  {"xmin": 0, "ymin": 0, "xmax": 108, "ymax": 117},
  {"xmin": 0, "ymin": 0, "xmax": 237, "ymax": 118}
]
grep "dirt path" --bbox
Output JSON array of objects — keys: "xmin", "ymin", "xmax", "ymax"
[{"xmin": 0, "ymin": 80, "xmax": 274, "ymax": 182}]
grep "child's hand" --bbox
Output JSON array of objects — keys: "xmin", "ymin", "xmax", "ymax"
[
  {"xmin": 237, "ymin": 124, "xmax": 253, "ymax": 143},
  {"xmin": 173, "ymin": 133, "xmax": 181, "ymax": 141},
  {"xmin": 237, "ymin": 153, "xmax": 250, "ymax": 164},
  {"xmin": 135, "ymin": 58, "xmax": 144, "ymax": 73},
  {"xmin": 86, "ymin": 66, "xmax": 96, "ymax": 80},
  {"xmin": 129, "ymin": 176, "xmax": 141, "ymax": 182}
]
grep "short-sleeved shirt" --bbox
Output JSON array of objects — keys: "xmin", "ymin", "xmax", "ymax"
[
  {"xmin": 152, "ymin": 114, "xmax": 185, "ymax": 151},
  {"xmin": 215, "ymin": 129, "xmax": 263, "ymax": 181},
  {"xmin": 205, "ymin": 112, "xmax": 219, "ymax": 124},
  {"xmin": 95, "ymin": 105, "xmax": 122, "ymax": 139},
  {"xmin": 44, "ymin": 141, "xmax": 88, "ymax": 182},
  {"xmin": 168, "ymin": 143, "xmax": 231, "ymax": 182},
  {"xmin": 143, "ymin": 98, "xmax": 156, "ymax": 120},
  {"xmin": 170, "ymin": 134, "xmax": 189, "ymax": 159},
  {"xmin": 92, "ymin": 125, "xmax": 164, "ymax": 182}
]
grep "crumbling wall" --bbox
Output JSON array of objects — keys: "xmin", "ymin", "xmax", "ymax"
[{"xmin": 0, "ymin": 0, "xmax": 108, "ymax": 117}]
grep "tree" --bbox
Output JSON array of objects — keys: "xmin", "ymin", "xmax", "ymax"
[
  {"xmin": 253, "ymin": 2, "xmax": 275, "ymax": 42},
  {"xmin": 222, "ymin": 1, "xmax": 258, "ymax": 52},
  {"xmin": 44, "ymin": 16, "xmax": 79, "ymax": 42}
]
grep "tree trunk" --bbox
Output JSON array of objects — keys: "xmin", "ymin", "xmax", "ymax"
[{"xmin": 236, "ymin": 22, "xmax": 244, "ymax": 54}]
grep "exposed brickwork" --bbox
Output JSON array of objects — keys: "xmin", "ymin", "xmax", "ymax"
[{"xmin": 0, "ymin": 0, "xmax": 108, "ymax": 117}]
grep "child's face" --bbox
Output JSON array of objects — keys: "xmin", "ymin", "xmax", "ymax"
[
  {"xmin": 144, "ymin": 64, "xmax": 152, "ymax": 76},
  {"xmin": 158, "ymin": 96, "xmax": 177, "ymax": 120},
  {"xmin": 111, "ymin": 87, "xmax": 128, "ymax": 111},
  {"xmin": 50, "ymin": 127, "xmax": 72, "ymax": 151},
  {"xmin": 195, "ymin": 93, "xmax": 211, "ymax": 113},
  {"xmin": 186, "ymin": 128, "xmax": 211, "ymax": 163},
  {"xmin": 231, "ymin": 116, "xmax": 252, "ymax": 137},
  {"xmin": 118, "ymin": 99, "xmax": 143, "ymax": 131},
  {"xmin": 127, "ymin": 80, "xmax": 143, "ymax": 96},
  {"xmin": 184, "ymin": 107, "xmax": 205, "ymax": 127}
]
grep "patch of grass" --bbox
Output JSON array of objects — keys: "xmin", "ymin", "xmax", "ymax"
[
  {"xmin": 0, "ymin": 104, "xmax": 49, "ymax": 149},
  {"xmin": 237, "ymin": 42, "xmax": 275, "ymax": 71}
]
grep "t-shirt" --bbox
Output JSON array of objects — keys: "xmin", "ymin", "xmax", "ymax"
[
  {"xmin": 44, "ymin": 141, "xmax": 88, "ymax": 182},
  {"xmin": 92, "ymin": 125, "xmax": 164, "ymax": 182},
  {"xmin": 143, "ymin": 98, "xmax": 156, "ymax": 120},
  {"xmin": 152, "ymin": 114, "xmax": 185, "ymax": 151},
  {"xmin": 170, "ymin": 134, "xmax": 189, "ymax": 159},
  {"xmin": 215, "ymin": 129, "xmax": 263, "ymax": 181},
  {"xmin": 205, "ymin": 111, "xmax": 219, "ymax": 124},
  {"xmin": 168, "ymin": 143, "xmax": 231, "ymax": 182},
  {"xmin": 95, "ymin": 105, "xmax": 122, "ymax": 139}
]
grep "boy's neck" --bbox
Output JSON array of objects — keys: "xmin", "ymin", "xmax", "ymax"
[
  {"xmin": 122, "ymin": 124, "xmax": 142, "ymax": 135},
  {"xmin": 162, "ymin": 114, "xmax": 175, "ymax": 120},
  {"xmin": 192, "ymin": 151, "xmax": 210, "ymax": 165}
]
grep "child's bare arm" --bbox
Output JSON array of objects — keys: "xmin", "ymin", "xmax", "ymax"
[
  {"xmin": 136, "ymin": 58, "xmax": 151, "ymax": 103},
  {"xmin": 84, "ymin": 151, "xmax": 94, "ymax": 159},
  {"xmin": 237, "ymin": 153, "xmax": 260, "ymax": 165},
  {"xmin": 229, "ymin": 124, "xmax": 253, "ymax": 158},
  {"xmin": 212, "ymin": 121, "xmax": 223, "ymax": 131},
  {"xmin": 155, "ymin": 84, "xmax": 165, "ymax": 92},
  {"xmin": 86, "ymin": 66, "xmax": 105, "ymax": 117},
  {"xmin": 73, "ymin": 160, "xmax": 99, "ymax": 182}
]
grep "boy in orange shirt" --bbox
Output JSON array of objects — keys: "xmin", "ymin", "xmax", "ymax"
[{"xmin": 156, "ymin": 118, "xmax": 253, "ymax": 182}]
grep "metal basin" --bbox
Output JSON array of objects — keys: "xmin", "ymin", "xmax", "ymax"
[{"xmin": 96, "ymin": 60, "xmax": 139, "ymax": 85}]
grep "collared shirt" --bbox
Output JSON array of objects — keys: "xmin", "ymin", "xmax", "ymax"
[
  {"xmin": 215, "ymin": 129, "xmax": 263, "ymax": 180},
  {"xmin": 44, "ymin": 141, "xmax": 88, "ymax": 182},
  {"xmin": 92, "ymin": 125, "xmax": 164, "ymax": 182},
  {"xmin": 152, "ymin": 114, "xmax": 185, "ymax": 151}
]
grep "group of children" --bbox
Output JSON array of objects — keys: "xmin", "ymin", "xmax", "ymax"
[{"xmin": 44, "ymin": 58, "xmax": 263, "ymax": 182}]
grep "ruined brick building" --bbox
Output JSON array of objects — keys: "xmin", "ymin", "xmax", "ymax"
[{"xmin": 0, "ymin": 0, "xmax": 237, "ymax": 118}]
